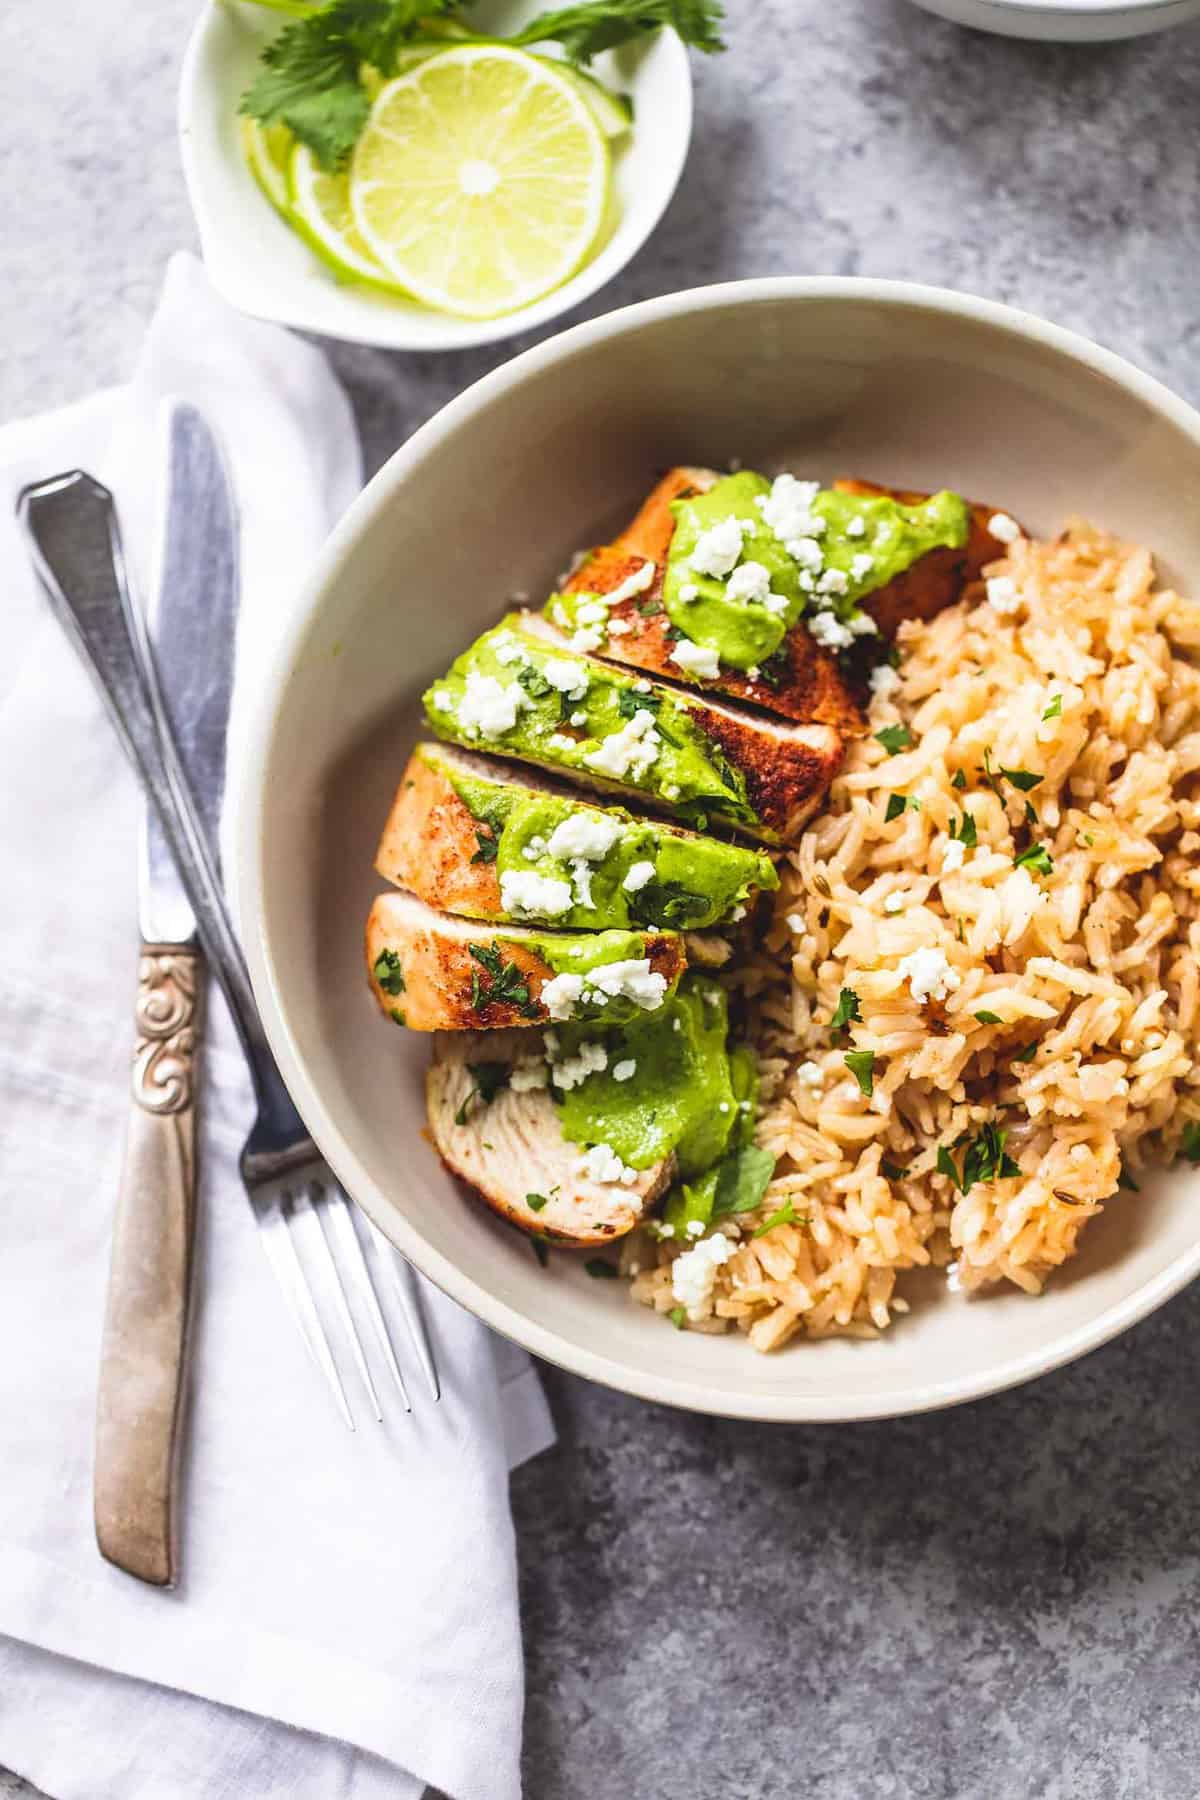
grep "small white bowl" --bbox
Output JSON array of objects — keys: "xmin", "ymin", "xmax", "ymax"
[
  {"xmin": 909, "ymin": 0, "xmax": 1200, "ymax": 40},
  {"xmin": 179, "ymin": 0, "xmax": 692, "ymax": 351},
  {"xmin": 237, "ymin": 278, "xmax": 1200, "ymax": 1423}
]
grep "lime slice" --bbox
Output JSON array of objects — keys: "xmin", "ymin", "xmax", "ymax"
[
  {"xmin": 548, "ymin": 61, "xmax": 633, "ymax": 139},
  {"xmin": 240, "ymin": 118, "xmax": 294, "ymax": 217},
  {"xmin": 350, "ymin": 45, "xmax": 609, "ymax": 320},
  {"xmin": 288, "ymin": 144, "xmax": 407, "ymax": 291}
]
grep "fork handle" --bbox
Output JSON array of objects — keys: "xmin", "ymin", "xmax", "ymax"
[{"xmin": 95, "ymin": 942, "xmax": 202, "ymax": 1587}]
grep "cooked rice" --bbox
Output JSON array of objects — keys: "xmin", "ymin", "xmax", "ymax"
[{"xmin": 625, "ymin": 521, "xmax": 1200, "ymax": 1349}]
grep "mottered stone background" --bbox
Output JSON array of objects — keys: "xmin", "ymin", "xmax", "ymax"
[{"xmin": 6, "ymin": 2, "xmax": 1200, "ymax": 1796}]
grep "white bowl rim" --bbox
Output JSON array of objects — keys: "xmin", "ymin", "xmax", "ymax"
[
  {"xmin": 237, "ymin": 273, "xmax": 1200, "ymax": 1422},
  {"xmin": 177, "ymin": 1, "xmax": 694, "ymax": 353}
]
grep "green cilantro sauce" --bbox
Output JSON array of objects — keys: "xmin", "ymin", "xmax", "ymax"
[
  {"xmin": 552, "ymin": 977, "xmax": 739, "ymax": 1174},
  {"xmin": 657, "ymin": 473, "xmax": 970, "ymax": 673},
  {"xmin": 424, "ymin": 618, "xmax": 757, "ymax": 828},
  {"xmin": 437, "ymin": 752, "xmax": 777, "ymax": 931}
]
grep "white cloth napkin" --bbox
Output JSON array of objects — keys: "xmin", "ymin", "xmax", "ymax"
[{"xmin": 0, "ymin": 253, "xmax": 553, "ymax": 1800}]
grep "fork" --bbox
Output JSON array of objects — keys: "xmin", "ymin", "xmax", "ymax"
[{"xmin": 20, "ymin": 471, "xmax": 438, "ymax": 1428}]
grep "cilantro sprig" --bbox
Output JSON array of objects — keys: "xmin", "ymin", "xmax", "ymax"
[
  {"xmin": 241, "ymin": 0, "xmax": 726, "ymax": 168},
  {"xmin": 455, "ymin": 1059, "xmax": 510, "ymax": 1124},
  {"xmin": 936, "ymin": 1122, "xmax": 1021, "ymax": 1196},
  {"xmin": 468, "ymin": 942, "xmax": 541, "ymax": 1018}
]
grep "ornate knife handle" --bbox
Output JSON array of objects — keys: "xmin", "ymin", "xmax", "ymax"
[{"xmin": 94, "ymin": 944, "xmax": 203, "ymax": 1587}]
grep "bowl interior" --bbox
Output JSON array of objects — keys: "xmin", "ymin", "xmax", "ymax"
[
  {"xmin": 180, "ymin": 0, "xmax": 691, "ymax": 351},
  {"xmin": 241, "ymin": 283, "xmax": 1200, "ymax": 1420}
]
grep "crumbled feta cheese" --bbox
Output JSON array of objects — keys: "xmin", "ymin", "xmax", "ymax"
[
  {"xmin": 499, "ymin": 869, "xmax": 573, "ymax": 919},
  {"xmin": 869, "ymin": 662, "xmax": 901, "ymax": 698},
  {"xmin": 549, "ymin": 1039, "xmax": 608, "ymax": 1091},
  {"xmin": 569, "ymin": 710, "xmax": 588, "ymax": 728},
  {"xmin": 884, "ymin": 893, "xmax": 905, "ymax": 915},
  {"xmin": 623, "ymin": 860, "xmax": 656, "ymax": 893},
  {"xmin": 817, "ymin": 568, "xmax": 850, "ymax": 597},
  {"xmin": 791, "ymin": 537, "xmax": 824, "ymax": 572},
  {"xmin": 669, "ymin": 639, "xmax": 721, "ymax": 680},
  {"xmin": 575, "ymin": 599, "xmax": 608, "ymax": 627},
  {"xmin": 577, "ymin": 1142, "xmax": 638, "ymax": 1187},
  {"xmin": 509, "ymin": 1057, "xmax": 549, "ymax": 1092},
  {"xmin": 848, "ymin": 610, "xmax": 878, "ymax": 636},
  {"xmin": 797, "ymin": 1060, "xmax": 825, "ymax": 1089},
  {"xmin": 582, "ymin": 709, "xmax": 661, "ymax": 780},
  {"xmin": 845, "ymin": 515, "xmax": 867, "ymax": 540},
  {"xmin": 898, "ymin": 945, "xmax": 962, "ymax": 1004},
  {"xmin": 548, "ymin": 733, "xmax": 578, "ymax": 753},
  {"xmin": 584, "ymin": 958, "xmax": 668, "ymax": 1011},
  {"xmin": 608, "ymin": 619, "xmax": 632, "ymax": 636},
  {"xmin": 569, "ymin": 627, "xmax": 605, "ymax": 654},
  {"xmin": 942, "ymin": 837, "xmax": 966, "ymax": 874},
  {"xmin": 786, "ymin": 912, "xmax": 805, "ymax": 932},
  {"xmin": 661, "ymin": 783, "xmax": 680, "ymax": 800},
  {"xmin": 679, "ymin": 583, "xmax": 699, "ymax": 603},
  {"xmin": 988, "ymin": 511, "xmax": 1022, "ymax": 544},
  {"xmin": 522, "ymin": 834, "xmax": 548, "ymax": 862},
  {"xmin": 671, "ymin": 1231, "xmax": 733, "ymax": 1319},
  {"xmin": 541, "ymin": 973, "xmax": 585, "ymax": 1020},
  {"xmin": 634, "ymin": 679, "xmax": 652, "ymax": 693},
  {"xmin": 986, "ymin": 575, "xmax": 1021, "ymax": 615},
  {"xmin": 605, "ymin": 561, "xmax": 656, "ymax": 606},
  {"xmin": 550, "ymin": 600, "xmax": 569, "ymax": 628},
  {"xmin": 542, "ymin": 657, "xmax": 589, "ymax": 700},
  {"xmin": 850, "ymin": 553, "xmax": 875, "ymax": 583},
  {"xmin": 570, "ymin": 860, "xmax": 595, "ymax": 907},
  {"xmin": 456, "ymin": 671, "xmax": 528, "ymax": 739},
  {"xmin": 756, "ymin": 473, "xmax": 822, "ymax": 548},
  {"xmin": 546, "ymin": 813, "xmax": 623, "ymax": 862},
  {"xmin": 612, "ymin": 1059, "xmax": 637, "ymax": 1082},
  {"xmin": 492, "ymin": 632, "xmax": 527, "ymax": 666},
  {"xmin": 747, "ymin": 666, "xmax": 760, "ymax": 682},
  {"xmin": 689, "ymin": 516, "xmax": 746, "ymax": 578},
  {"xmin": 725, "ymin": 561, "xmax": 772, "ymax": 605},
  {"xmin": 432, "ymin": 690, "xmax": 454, "ymax": 712},
  {"xmin": 729, "ymin": 903, "xmax": 746, "ymax": 922},
  {"xmin": 808, "ymin": 612, "xmax": 855, "ymax": 651},
  {"xmin": 763, "ymin": 594, "xmax": 790, "ymax": 617},
  {"xmin": 685, "ymin": 1220, "xmax": 706, "ymax": 1238},
  {"xmin": 658, "ymin": 1222, "xmax": 675, "ymax": 1238}
]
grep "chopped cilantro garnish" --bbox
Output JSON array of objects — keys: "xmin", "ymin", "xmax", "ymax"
[
  {"xmin": 1001, "ymin": 767, "xmax": 1043, "ymax": 792},
  {"xmin": 937, "ymin": 1122, "xmax": 1021, "ymax": 1196},
  {"xmin": 831, "ymin": 987, "xmax": 861, "ymax": 1030},
  {"xmin": 669, "ymin": 1304, "xmax": 687, "ymax": 1329},
  {"xmin": 468, "ymin": 942, "xmax": 540, "ymax": 1017},
  {"xmin": 472, "ymin": 827, "xmax": 499, "ymax": 865},
  {"xmin": 525, "ymin": 1193, "xmax": 550, "ymax": 1213},
  {"xmin": 455, "ymin": 1060, "xmax": 510, "ymax": 1125},
  {"xmin": 752, "ymin": 1200, "xmax": 798, "ymax": 1239},
  {"xmin": 1014, "ymin": 842, "xmax": 1054, "ymax": 877},
  {"xmin": 517, "ymin": 665, "xmax": 553, "ymax": 701},
  {"xmin": 372, "ymin": 949, "xmax": 406, "ymax": 996},
  {"xmin": 974, "ymin": 1011, "xmax": 1003, "ymax": 1025},
  {"xmin": 1119, "ymin": 1160, "xmax": 1140, "ymax": 1193},
  {"xmin": 881, "ymin": 1159, "xmax": 910, "ymax": 1181},
  {"xmin": 584, "ymin": 1258, "xmax": 618, "ymax": 1279},
  {"xmin": 1181, "ymin": 1122, "xmax": 1200, "ymax": 1164},
  {"xmin": 885, "ymin": 793, "xmax": 921, "ymax": 823},
  {"xmin": 876, "ymin": 725, "xmax": 913, "ymax": 756},
  {"xmin": 1013, "ymin": 1041, "xmax": 1038, "ymax": 1064},
  {"xmin": 531, "ymin": 1238, "xmax": 549, "ymax": 1267},
  {"xmin": 949, "ymin": 811, "xmax": 977, "ymax": 848},
  {"xmin": 1042, "ymin": 694, "xmax": 1063, "ymax": 721},
  {"xmin": 844, "ymin": 1049, "xmax": 876, "ymax": 1097},
  {"xmin": 951, "ymin": 769, "xmax": 967, "ymax": 791},
  {"xmin": 637, "ymin": 595, "xmax": 663, "ymax": 617}
]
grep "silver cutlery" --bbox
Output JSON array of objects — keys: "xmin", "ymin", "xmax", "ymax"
[{"xmin": 19, "ymin": 465, "xmax": 439, "ymax": 1486}]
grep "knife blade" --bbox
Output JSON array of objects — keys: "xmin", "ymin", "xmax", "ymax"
[{"xmin": 93, "ymin": 401, "xmax": 239, "ymax": 1586}]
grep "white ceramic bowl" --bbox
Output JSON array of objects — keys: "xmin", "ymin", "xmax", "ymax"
[
  {"xmin": 909, "ymin": 0, "xmax": 1200, "ymax": 40},
  {"xmin": 237, "ymin": 277, "xmax": 1200, "ymax": 1421},
  {"xmin": 179, "ymin": 0, "xmax": 692, "ymax": 351}
]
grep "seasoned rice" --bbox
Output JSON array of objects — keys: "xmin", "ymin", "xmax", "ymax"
[{"xmin": 625, "ymin": 521, "xmax": 1200, "ymax": 1349}]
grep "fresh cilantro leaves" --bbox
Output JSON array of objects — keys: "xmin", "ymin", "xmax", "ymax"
[
  {"xmin": 472, "ymin": 827, "xmax": 499, "ymax": 865},
  {"xmin": 468, "ymin": 941, "xmax": 540, "ymax": 1017},
  {"xmin": 951, "ymin": 769, "xmax": 967, "ymax": 790},
  {"xmin": 974, "ymin": 1011, "xmax": 1003, "ymax": 1025},
  {"xmin": 885, "ymin": 793, "xmax": 920, "ymax": 823},
  {"xmin": 936, "ymin": 1122, "xmax": 1021, "ymax": 1196},
  {"xmin": 752, "ymin": 1200, "xmax": 799, "ymax": 1239},
  {"xmin": 831, "ymin": 987, "xmax": 860, "ymax": 1030},
  {"xmin": 949, "ymin": 811, "xmax": 977, "ymax": 848},
  {"xmin": 844, "ymin": 1050, "xmax": 876, "ymax": 1097},
  {"xmin": 509, "ymin": 0, "xmax": 726, "ymax": 61},
  {"xmin": 1014, "ymin": 842, "xmax": 1055, "ymax": 877},
  {"xmin": 875, "ymin": 725, "xmax": 913, "ymax": 756},
  {"xmin": 1181, "ymin": 1121, "xmax": 1200, "ymax": 1164},
  {"xmin": 1013, "ymin": 1041, "xmax": 1038, "ymax": 1064},
  {"xmin": 1000, "ymin": 766, "xmax": 1043, "ymax": 793},
  {"xmin": 669, "ymin": 1304, "xmax": 687, "ymax": 1328},
  {"xmin": 372, "ymin": 948, "xmax": 406, "ymax": 995},
  {"xmin": 455, "ymin": 1060, "xmax": 511, "ymax": 1125},
  {"xmin": 1042, "ymin": 694, "xmax": 1063, "ymax": 721},
  {"xmin": 627, "ymin": 879, "xmax": 711, "ymax": 930},
  {"xmin": 525, "ymin": 1193, "xmax": 550, "ymax": 1212},
  {"xmin": 880, "ymin": 1159, "xmax": 910, "ymax": 1181},
  {"xmin": 517, "ymin": 665, "xmax": 553, "ymax": 701}
]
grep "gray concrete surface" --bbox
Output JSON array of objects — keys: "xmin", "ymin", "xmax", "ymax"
[{"xmin": 6, "ymin": 2, "xmax": 1200, "ymax": 1796}]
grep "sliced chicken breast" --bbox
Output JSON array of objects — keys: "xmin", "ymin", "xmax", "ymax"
[
  {"xmin": 366, "ymin": 890, "xmax": 686, "ymax": 1032},
  {"xmin": 834, "ymin": 478, "xmax": 1017, "ymax": 637},
  {"xmin": 427, "ymin": 1029, "xmax": 671, "ymax": 1245}
]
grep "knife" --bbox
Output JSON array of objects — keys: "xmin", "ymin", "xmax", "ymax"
[{"xmin": 30, "ymin": 405, "xmax": 239, "ymax": 1587}]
